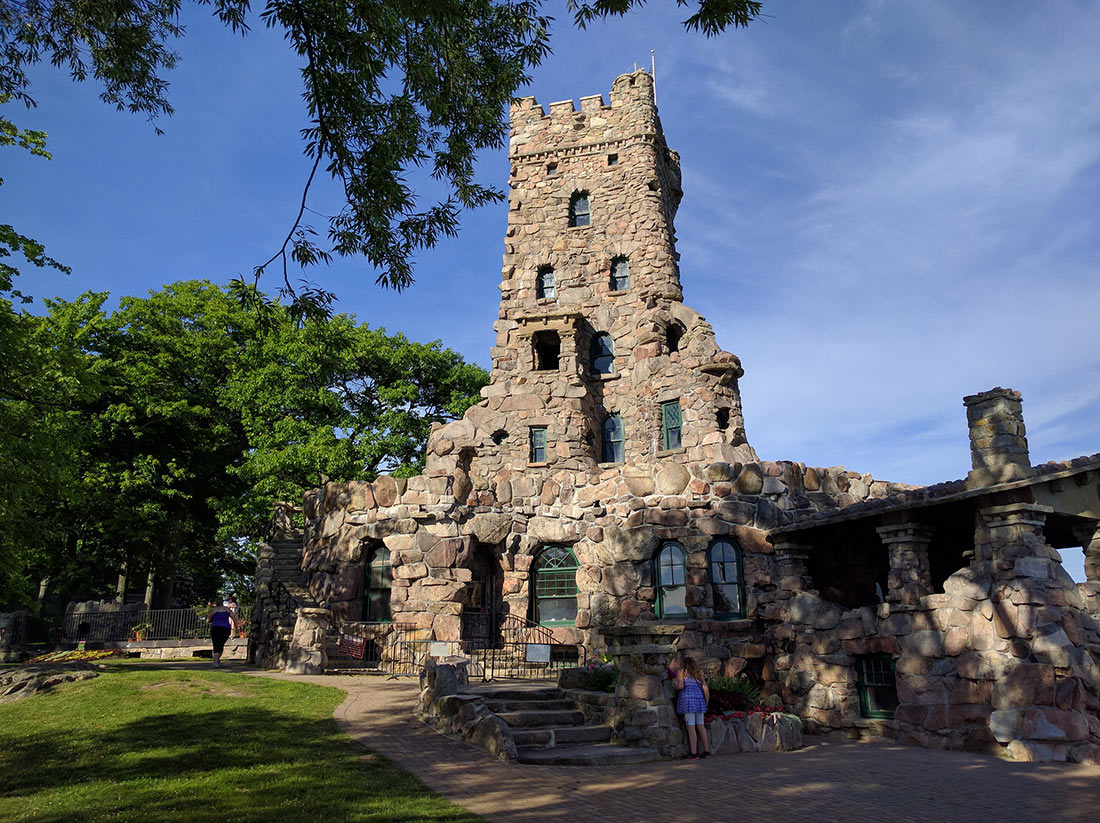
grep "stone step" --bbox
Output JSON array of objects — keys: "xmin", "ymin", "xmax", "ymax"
[
  {"xmin": 516, "ymin": 744, "xmax": 660, "ymax": 766},
  {"xmin": 513, "ymin": 725, "xmax": 612, "ymax": 748},
  {"xmin": 486, "ymin": 698, "xmax": 574, "ymax": 713},
  {"xmin": 470, "ymin": 687, "xmax": 562, "ymax": 702},
  {"xmin": 496, "ymin": 709, "xmax": 584, "ymax": 728}
]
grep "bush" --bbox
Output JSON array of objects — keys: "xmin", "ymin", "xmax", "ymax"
[
  {"xmin": 706, "ymin": 673, "xmax": 761, "ymax": 713},
  {"xmin": 584, "ymin": 666, "xmax": 619, "ymax": 693}
]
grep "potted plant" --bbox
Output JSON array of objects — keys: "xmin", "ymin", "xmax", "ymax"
[{"xmin": 131, "ymin": 620, "xmax": 154, "ymax": 642}]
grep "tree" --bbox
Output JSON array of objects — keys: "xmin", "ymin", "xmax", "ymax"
[
  {"xmin": 0, "ymin": 280, "xmax": 487, "ymax": 609},
  {"xmin": 0, "ymin": 1, "xmax": 762, "ymax": 308}
]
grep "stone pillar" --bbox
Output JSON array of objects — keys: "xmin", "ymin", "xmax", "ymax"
[
  {"xmin": 978, "ymin": 503, "xmax": 1054, "ymax": 573},
  {"xmin": 1081, "ymin": 524, "xmax": 1100, "ymax": 583},
  {"xmin": 772, "ymin": 540, "xmax": 813, "ymax": 592},
  {"xmin": 603, "ymin": 624, "xmax": 684, "ymax": 756},
  {"xmin": 284, "ymin": 607, "xmax": 332, "ymax": 675},
  {"xmin": 0, "ymin": 612, "xmax": 27, "ymax": 663},
  {"xmin": 963, "ymin": 388, "xmax": 1033, "ymax": 487},
  {"xmin": 877, "ymin": 522, "xmax": 934, "ymax": 605}
]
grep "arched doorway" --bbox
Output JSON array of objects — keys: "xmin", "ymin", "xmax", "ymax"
[{"xmin": 461, "ymin": 543, "xmax": 504, "ymax": 649}]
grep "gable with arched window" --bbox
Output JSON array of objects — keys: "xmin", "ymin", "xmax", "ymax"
[
  {"xmin": 590, "ymin": 332, "xmax": 614, "ymax": 375},
  {"xmin": 708, "ymin": 539, "xmax": 745, "ymax": 619},
  {"xmin": 363, "ymin": 546, "xmax": 392, "ymax": 622},
  {"xmin": 656, "ymin": 542, "xmax": 688, "ymax": 618},
  {"xmin": 569, "ymin": 191, "xmax": 591, "ymax": 227},
  {"xmin": 533, "ymin": 546, "xmax": 579, "ymax": 624}
]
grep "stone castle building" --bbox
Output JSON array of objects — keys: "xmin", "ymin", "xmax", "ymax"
[{"xmin": 255, "ymin": 70, "xmax": 1100, "ymax": 764}]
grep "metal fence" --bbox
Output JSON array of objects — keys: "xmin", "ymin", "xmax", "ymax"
[{"xmin": 20, "ymin": 607, "xmax": 224, "ymax": 647}]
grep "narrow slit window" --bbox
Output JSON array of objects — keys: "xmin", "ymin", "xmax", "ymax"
[
  {"xmin": 656, "ymin": 543, "xmax": 688, "ymax": 618},
  {"xmin": 610, "ymin": 257, "xmax": 630, "ymax": 291},
  {"xmin": 716, "ymin": 408, "xmax": 730, "ymax": 431},
  {"xmin": 601, "ymin": 414, "xmax": 624, "ymax": 463},
  {"xmin": 529, "ymin": 426, "xmax": 547, "ymax": 463},
  {"xmin": 661, "ymin": 400, "xmax": 682, "ymax": 450},
  {"xmin": 667, "ymin": 323, "xmax": 684, "ymax": 353},
  {"xmin": 709, "ymin": 540, "xmax": 744, "ymax": 619},
  {"xmin": 590, "ymin": 332, "xmax": 614, "ymax": 375},
  {"xmin": 536, "ymin": 265, "xmax": 556, "ymax": 299},
  {"xmin": 569, "ymin": 191, "xmax": 591, "ymax": 227}
]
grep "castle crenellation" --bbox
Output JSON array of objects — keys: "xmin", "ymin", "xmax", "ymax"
[{"xmin": 253, "ymin": 70, "xmax": 1100, "ymax": 765}]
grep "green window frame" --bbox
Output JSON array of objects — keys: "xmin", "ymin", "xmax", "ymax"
[
  {"xmin": 709, "ymin": 539, "xmax": 745, "ymax": 619},
  {"xmin": 856, "ymin": 654, "xmax": 898, "ymax": 719},
  {"xmin": 533, "ymin": 545, "xmax": 579, "ymax": 625},
  {"xmin": 656, "ymin": 542, "xmax": 688, "ymax": 619},
  {"xmin": 610, "ymin": 256, "xmax": 630, "ymax": 290},
  {"xmin": 363, "ymin": 546, "xmax": 392, "ymax": 623},
  {"xmin": 661, "ymin": 400, "xmax": 682, "ymax": 450},
  {"xmin": 529, "ymin": 426, "xmax": 547, "ymax": 463},
  {"xmin": 569, "ymin": 191, "xmax": 591, "ymax": 227}
]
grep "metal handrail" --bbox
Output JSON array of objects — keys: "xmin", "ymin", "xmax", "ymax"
[{"xmin": 268, "ymin": 579, "xmax": 304, "ymax": 617}]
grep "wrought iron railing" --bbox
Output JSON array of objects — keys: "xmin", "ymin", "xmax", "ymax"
[
  {"xmin": 460, "ymin": 613, "xmax": 586, "ymax": 681},
  {"xmin": 268, "ymin": 579, "xmax": 304, "ymax": 618},
  {"xmin": 20, "ymin": 607, "xmax": 240, "ymax": 646}
]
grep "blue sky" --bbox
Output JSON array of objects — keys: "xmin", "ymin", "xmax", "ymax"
[{"xmin": 4, "ymin": 1, "xmax": 1098, "ymax": 572}]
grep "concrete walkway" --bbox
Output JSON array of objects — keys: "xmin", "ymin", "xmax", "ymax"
[{"xmin": 247, "ymin": 669, "xmax": 1100, "ymax": 823}]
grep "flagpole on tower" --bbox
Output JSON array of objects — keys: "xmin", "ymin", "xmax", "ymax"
[{"xmin": 651, "ymin": 50, "xmax": 657, "ymax": 106}]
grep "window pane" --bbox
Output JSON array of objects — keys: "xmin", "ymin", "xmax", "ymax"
[
  {"xmin": 714, "ymin": 584, "xmax": 742, "ymax": 616},
  {"xmin": 610, "ymin": 258, "xmax": 629, "ymax": 290},
  {"xmin": 661, "ymin": 585, "xmax": 687, "ymax": 617},
  {"xmin": 538, "ymin": 597, "xmax": 578, "ymax": 623},
  {"xmin": 666, "ymin": 425, "xmax": 681, "ymax": 450},
  {"xmin": 530, "ymin": 427, "xmax": 547, "ymax": 462},
  {"xmin": 602, "ymin": 415, "xmax": 623, "ymax": 463}
]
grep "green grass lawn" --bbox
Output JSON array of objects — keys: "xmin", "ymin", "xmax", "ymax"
[{"xmin": 0, "ymin": 664, "xmax": 482, "ymax": 823}]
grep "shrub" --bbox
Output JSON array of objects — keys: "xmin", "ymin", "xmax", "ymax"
[
  {"xmin": 584, "ymin": 666, "xmax": 619, "ymax": 693},
  {"xmin": 707, "ymin": 673, "xmax": 761, "ymax": 713}
]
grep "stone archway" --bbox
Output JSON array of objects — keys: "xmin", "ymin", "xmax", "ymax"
[{"xmin": 461, "ymin": 543, "xmax": 504, "ymax": 648}]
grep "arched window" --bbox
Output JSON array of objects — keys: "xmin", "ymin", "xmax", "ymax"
[
  {"xmin": 569, "ymin": 191, "xmax": 591, "ymax": 227},
  {"xmin": 667, "ymin": 322, "xmax": 684, "ymax": 353},
  {"xmin": 536, "ymin": 265, "xmax": 556, "ymax": 299},
  {"xmin": 610, "ymin": 256, "xmax": 630, "ymax": 290},
  {"xmin": 590, "ymin": 332, "xmax": 614, "ymax": 375},
  {"xmin": 363, "ymin": 546, "xmax": 392, "ymax": 622},
  {"xmin": 709, "ymin": 539, "xmax": 744, "ymax": 619},
  {"xmin": 533, "ymin": 546, "xmax": 579, "ymax": 624},
  {"xmin": 656, "ymin": 542, "xmax": 688, "ymax": 619},
  {"xmin": 601, "ymin": 413, "xmax": 624, "ymax": 463}
]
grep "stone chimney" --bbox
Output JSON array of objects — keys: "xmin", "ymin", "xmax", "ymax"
[{"xmin": 963, "ymin": 387, "xmax": 1033, "ymax": 487}]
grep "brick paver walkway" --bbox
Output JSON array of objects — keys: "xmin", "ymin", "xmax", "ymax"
[{"xmin": 256, "ymin": 671, "xmax": 1100, "ymax": 823}]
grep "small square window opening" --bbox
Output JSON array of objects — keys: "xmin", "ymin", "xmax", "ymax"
[{"xmin": 607, "ymin": 153, "xmax": 618, "ymax": 166}]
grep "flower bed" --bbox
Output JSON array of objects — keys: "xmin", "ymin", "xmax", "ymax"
[
  {"xmin": 24, "ymin": 649, "xmax": 123, "ymax": 664},
  {"xmin": 703, "ymin": 708, "xmax": 804, "ymax": 754}
]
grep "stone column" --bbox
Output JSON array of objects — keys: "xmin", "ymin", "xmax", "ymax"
[
  {"xmin": 877, "ymin": 522, "xmax": 934, "ymax": 605},
  {"xmin": 284, "ymin": 607, "xmax": 332, "ymax": 675},
  {"xmin": 0, "ymin": 612, "xmax": 27, "ymax": 663},
  {"xmin": 772, "ymin": 540, "xmax": 813, "ymax": 592},
  {"xmin": 603, "ymin": 624, "xmax": 684, "ymax": 756},
  {"xmin": 1080, "ymin": 524, "xmax": 1100, "ymax": 583},
  {"xmin": 978, "ymin": 503, "xmax": 1054, "ymax": 573}
]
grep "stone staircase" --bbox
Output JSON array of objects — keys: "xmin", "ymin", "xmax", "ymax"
[
  {"xmin": 479, "ymin": 685, "xmax": 659, "ymax": 765},
  {"xmin": 253, "ymin": 529, "xmax": 319, "ymax": 669}
]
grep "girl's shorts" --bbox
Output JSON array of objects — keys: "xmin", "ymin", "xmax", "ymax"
[{"xmin": 681, "ymin": 712, "xmax": 705, "ymax": 726}]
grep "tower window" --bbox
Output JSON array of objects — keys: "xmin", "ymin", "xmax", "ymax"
[
  {"xmin": 656, "ymin": 542, "xmax": 688, "ymax": 618},
  {"xmin": 610, "ymin": 257, "xmax": 630, "ymax": 291},
  {"xmin": 666, "ymin": 322, "xmax": 684, "ymax": 353},
  {"xmin": 529, "ymin": 427, "xmax": 548, "ymax": 463},
  {"xmin": 716, "ymin": 408, "xmax": 730, "ymax": 431},
  {"xmin": 601, "ymin": 413, "xmax": 624, "ymax": 463},
  {"xmin": 590, "ymin": 332, "xmax": 614, "ymax": 375},
  {"xmin": 608, "ymin": 153, "xmax": 618, "ymax": 166},
  {"xmin": 569, "ymin": 192, "xmax": 591, "ymax": 227},
  {"xmin": 532, "ymin": 331, "xmax": 560, "ymax": 371},
  {"xmin": 709, "ymin": 539, "xmax": 744, "ymax": 619},
  {"xmin": 536, "ymin": 265, "xmax": 556, "ymax": 299},
  {"xmin": 661, "ymin": 400, "xmax": 682, "ymax": 450},
  {"xmin": 547, "ymin": 161, "xmax": 558, "ymax": 175}
]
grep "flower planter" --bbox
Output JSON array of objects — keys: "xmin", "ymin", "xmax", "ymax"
[{"xmin": 704, "ymin": 711, "xmax": 804, "ymax": 754}]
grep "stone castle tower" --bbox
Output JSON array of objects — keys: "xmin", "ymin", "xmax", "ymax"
[{"xmin": 425, "ymin": 69, "xmax": 756, "ymax": 488}]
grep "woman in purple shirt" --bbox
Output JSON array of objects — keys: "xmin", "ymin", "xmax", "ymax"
[{"xmin": 209, "ymin": 604, "xmax": 235, "ymax": 668}]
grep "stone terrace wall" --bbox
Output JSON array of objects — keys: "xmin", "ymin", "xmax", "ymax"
[{"xmin": 301, "ymin": 459, "xmax": 902, "ymax": 652}]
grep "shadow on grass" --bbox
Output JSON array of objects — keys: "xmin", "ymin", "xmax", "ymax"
[{"xmin": 1, "ymin": 677, "xmax": 478, "ymax": 823}]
